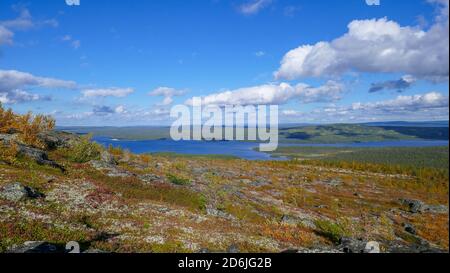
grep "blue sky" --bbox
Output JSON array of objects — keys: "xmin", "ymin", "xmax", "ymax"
[{"xmin": 0, "ymin": 0, "xmax": 448, "ymax": 125}]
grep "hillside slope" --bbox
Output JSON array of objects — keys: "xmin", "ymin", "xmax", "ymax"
[
  {"xmin": 1, "ymin": 105, "xmax": 448, "ymax": 253},
  {"xmin": 1, "ymin": 130, "xmax": 448, "ymax": 253}
]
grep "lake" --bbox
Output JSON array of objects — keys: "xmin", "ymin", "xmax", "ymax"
[{"xmin": 92, "ymin": 137, "xmax": 449, "ymax": 161}]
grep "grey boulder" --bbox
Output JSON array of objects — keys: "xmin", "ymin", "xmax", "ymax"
[
  {"xmin": 0, "ymin": 182, "xmax": 44, "ymax": 202},
  {"xmin": 7, "ymin": 241, "xmax": 63, "ymax": 253}
]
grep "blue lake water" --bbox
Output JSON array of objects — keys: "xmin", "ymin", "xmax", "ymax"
[
  {"xmin": 92, "ymin": 137, "xmax": 449, "ymax": 161},
  {"xmin": 93, "ymin": 137, "xmax": 276, "ymax": 160}
]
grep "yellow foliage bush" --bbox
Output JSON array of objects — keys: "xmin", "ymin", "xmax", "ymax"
[
  {"xmin": 0, "ymin": 103, "xmax": 55, "ymax": 148},
  {"xmin": 0, "ymin": 141, "xmax": 19, "ymax": 165}
]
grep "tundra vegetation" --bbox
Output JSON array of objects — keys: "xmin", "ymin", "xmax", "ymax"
[{"xmin": 0, "ymin": 103, "xmax": 448, "ymax": 253}]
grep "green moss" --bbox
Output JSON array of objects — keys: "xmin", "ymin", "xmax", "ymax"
[
  {"xmin": 166, "ymin": 173, "xmax": 191, "ymax": 186},
  {"xmin": 223, "ymin": 201, "xmax": 265, "ymax": 223},
  {"xmin": 150, "ymin": 241, "xmax": 191, "ymax": 253},
  {"xmin": 61, "ymin": 134, "xmax": 101, "ymax": 163},
  {"xmin": 89, "ymin": 172, "xmax": 207, "ymax": 212},
  {"xmin": 0, "ymin": 219, "xmax": 93, "ymax": 252},
  {"xmin": 314, "ymin": 219, "xmax": 347, "ymax": 244}
]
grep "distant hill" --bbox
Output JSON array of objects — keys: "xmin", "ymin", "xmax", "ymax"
[
  {"xmin": 278, "ymin": 124, "xmax": 449, "ymax": 143},
  {"xmin": 364, "ymin": 121, "xmax": 449, "ymax": 127},
  {"xmin": 57, "ymin": 126, "xmax": 170, "ymax": 140},
  {"xmin": 58, "ymin": 122, "xmax": 449, "ymax": 143}
]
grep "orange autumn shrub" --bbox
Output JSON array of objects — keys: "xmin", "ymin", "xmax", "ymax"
[{"xmin": 0, "ymin": 103, "xmax": 55, "ymax": 148}]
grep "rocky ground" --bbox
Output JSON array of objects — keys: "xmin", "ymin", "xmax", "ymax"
[{"xmin": 0, "ymin": 131, "xmax": 448, "ymax": 253}]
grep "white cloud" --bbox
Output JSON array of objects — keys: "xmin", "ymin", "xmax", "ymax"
[
  {"xmin": 369, "ymin": 75, "xmax": 417, "ymax": 93},
  {"xmin": 254, "ymin": 51, "xmax": 266, "ymax": 57},
  {"xmin": 284, "ymin": 6, "xmax": 299, "ymax": 17},
  {"xmin": 238, "ymin": 0, "xmax": 272, "ymax": 15},
  {"xmin": 1, "ymin": 7, "xmax": 34, "ymax": 30},
  {"xmin": 81, "ymin": 87, "xmax": 134, "ymax": 98},
  {"xmin": 61, "ymin": 35, "xmax": 81, "ymax": 49},
  {"xmin": 92, "ymin": 105, "xmax": 124, "ymax": 116},
  {"xmin": 185, "ymin": 81, "xmax": 344, "ymax": 106},
  {"xmin": 282, "ymin": 109, "xmax": 300, "ymax": 116},
  {"xmin": 282, "ymin": 92, "xmax": 449, "ymax": 122},
  {"xmin": 71, "ymin": 40, "xmax": 81, "ymax": 49},
  {"xmin": 64, "ymin": 105, "xmax": 129, "ymax": 119},
  {"xmin": 275, "ymin": 1, "xmax": 449, "ymax": 81},
  {"xmin": 115, "ymin": 105, "xmax": 126, "ymax": 114},
  {"xmin": 57, "ymin": 105, "xmax": 172, "ymax": 126},
  {"xmin": 62, "ymin": 35, "xmax": 72, "ymax": 41},
  {"xmin": 0, "ymin": 90, "xmax": 47, "ymax": 104},
  {"xmin": 0, "ymin": 26, "xmax": 13, "ymax": 45},
  {"xmin": 351, "ymin": 92, "xmax": 448, "ymax": 112},
  {"xmin": 149, "ymin": 87, "xmax": 186, "ymax": 106},
  {"xmin": 0, "ymin": 69, "xmax": 76, "ymax": 104},
  {"xmin": 0, "ymin": 7, "xmax": 58, "ymax": 46},
  {"xmin": 0, "ymin": 70, "xmax": 76, "ymax": 90}
]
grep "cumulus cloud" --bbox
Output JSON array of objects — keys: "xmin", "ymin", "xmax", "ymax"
[
  {"xmin": 282, "ymin": 92, "xmax": 449, "ymax": 122},
  {"xmin": 92, "ymin": 105, "xmax": 128, "ymax": 116},
  {"xmin": 351, "ymin": 91, "xmax": 448, "ymax": 112},
  {"xmin": 58, "ymin": 105, "xmax": 172, "ymax": 126},
  {"xmin": 0, "ymin": 70, "xmax": 76, "ymax": 90},
  {"xmin": 275, "ymin": 1, "xmax": 449, "ymax": 81},
  {"xmin": 0, "ymin": 69, "xmax": 76, "ymax": 104},
  {"xmin": 185, "ymin": 81, "xmax": 344, "ymax": 106},
  {"xmin": 149, "ymin": 87, "xmax": 186, "ymax": 105},
  {"xmin": 65, "ymin": 105, "xmax": 128, "ymax": 119},
  {"xmin": 369, "ymin": 75, "xmax": 416, "ymax": 93},
  {"xmin": 81, "ymin": 87, "xmax": 134, "ymax": 98},
  {"xmin": 238, "ymin": 0, "xmax": 272, "ymax": 15},
  {"xmin": 0, "ymin": 90, "xmax": 50, "ymax": 104}
]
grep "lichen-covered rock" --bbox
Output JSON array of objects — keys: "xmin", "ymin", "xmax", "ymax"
[
  {"xmin": 227, "ymin": 244, "xmax": 239, "ymax": 253},
  {"xmin": 280, "ymin": 215, "xmax": 298, "ymax": 225},
  {"xmin": 283, "ymin": 247, "xmax": 344, "ymax": 253},
  {"xmin": 399, "ymin": 199, "xmax": 425, "ymax": 213},
  {"xmin": 101, "ymin": 151, "xmax": 117, "ymax": 165},
  {"xmin": 0, "ymin": 133, "xmax": 63, "ymax": 169},
  {"xmin": 89, "ymin": 160, "xmax": 133, "ymax": 178},
  {"xmin": 37, "ymin": 131, "xmax": 78, "ymax": 150},
  {"xmin": 89, "ymin": 160, "xmax": 112, "ymax": 170},
  {"xmin": 280, "ymin": 214, "xmax": 316, "ymax": 229},
  {"xmin": 0, "ymin": 183, "xmax": 28, "ymax": 202},
  {"xmin": 107, "ymin": 168, "xmax": 133, "ymax": 178},
  {"xmin": 339, "ymin": 237, "xmax": 367, "ymax": 253},
  {"xmin": 206, "ymin": 206, "xmax": 235, "ymax": 220},
  {"xmin": 364, "ymin": 241, "xmax": 380, "ymax": 253},
  {"xmin": 7, "ymin": 241, "xmax": 65, "ymax": 253},
  {"xmin": 424, "ymin": 204, "xmax": 449, "ymax": 214},
  {"xmin": 319, "ymin": 178, "xmax": 342, "ymax": 187},
  {"xmin": 83, "ymin": 248, "xmax": 109, "ymax": 253},
  {"xmin": 399, "ymin": 199, "xmax": 448, "ymax": 214},
  {"xmin": 0, "ymin": 133, "xmax": 18, "ymax": 144},
  {"xmin": 138, "ymin": 173, "xmax": 161, "ymax": 184},
  {"xmin": 0, "ymin": 182, "xmax": 44, "ymax": 202},
  {"xmin": 386, "ymin": 241, "xmax": 447, "ymax": 253},
  {"xmin": 403, "ymin": 223, "xmax": 416, "ymax": 235}
]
